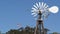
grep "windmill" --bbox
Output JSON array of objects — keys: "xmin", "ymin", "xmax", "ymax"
[{"xmin": 31, "ymin": 2, "xmax": 59, "ymax": 34}]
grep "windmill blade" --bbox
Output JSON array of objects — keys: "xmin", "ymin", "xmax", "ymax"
[
  {"xmin": 36, "ymin": 3, "xmax": 39, "ymax": 8},
  {"xmin": 39, "ymin": 2, "xmax": 41, "ymax": 6},
  {"xmin": 42, "ymin": 2, "xmax": 44, "ymax": 6},
  {"xmin": 31, "ymin": 10, "xmax": 36, "ymax": 12},
  {"xmin": 45, "ymin": 5, "xmax": 49, "ymax": 8},
  {"xmin": 33, "ymin": 14, "xmax": 37, "ymax": 17},
  {"xmin": 31, "ymin": 10, "xmax": 38, "ymax": 13},
  {"xmin": 44, "ymin": 3, "xmax": 46, "ymax": 7},
  {"xmin": 39, "ymin": 2, "xmax": 41, "ymax": 9},
  {"xmin": 31, "ymin": 13, "xmax": 36, "ymax": 15},
  {"xmin": 33, "ymin": 5, "xmax": 38, "ymax": 9},
  {"xmin": 32, "ymin": 7, "xmax": 37, "ymax": 11}
]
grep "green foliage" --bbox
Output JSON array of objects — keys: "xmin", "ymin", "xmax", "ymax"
[
  {"xmin": 6, "ymin": 29, "xmax": 21, "ymax": 34},
  {"xmin": 6, "ymin": 26, "xmax": 49, "ymax": 34},
  {"xmin": 50, "ymin": 32, "xmax": 59, "ymax": 34}
]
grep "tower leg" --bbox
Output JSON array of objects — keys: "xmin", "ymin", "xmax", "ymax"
[
  {"xmin": 34, "ymin": 21, "xmax": 38, "ymax": 34},
  {"xmin": 42, "ymin": 22, "xmax": 45, "ymax": 34},
  {"xmin": 38, "ymin": 24, "xmax": 41, "ymax": 34},
  {"xmin": 34, "ymin": 20, "xmax": 45, "ymax": 34}
]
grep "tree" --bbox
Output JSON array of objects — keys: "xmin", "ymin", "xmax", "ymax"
[
  {"xmin": 44, "ymin": 28, "xmax": 50, "ymax": 34},
  {"xmin": 50, "ymin": 32, "xmax": 60, "ymax": 34},
  {"xmin": 6, "ymin": 26, "xmax": 49, "ymax": 34},
  {"xmin": 24, "ymin": 26, "xmax": 34, "ymax": 34},
  {"xmin": 18, "ymin": 27, "xmax": 24, "ymax": 31},
  {"xmin": 6, "ymin": 29, "xmax": 21, "ymax": 34}
]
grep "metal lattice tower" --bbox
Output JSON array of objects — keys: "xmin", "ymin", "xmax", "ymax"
[{"xmin": 34, "ymin": 10, "xmax": 45, "ymax": 34}]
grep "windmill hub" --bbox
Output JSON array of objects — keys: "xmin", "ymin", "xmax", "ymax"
[{"xmin": 38, "ymin": 10, "xmax": 42, "ymax": 15}]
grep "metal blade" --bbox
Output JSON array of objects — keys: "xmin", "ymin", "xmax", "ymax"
[
  {"xmin": 44, "ymin": 3, "xmax": 46, "ymax": 7},
  {"xmin": 32, "ymin": 7, "xmax": 37, "ymax": 11},
  {"xmin": 33, "ymin": 14, "xmax": 37, "ymax": 17},
  {"xmin": 39, "ymin": 2, "xmax": 41, "ymax": 9},
  {"xmin": 33, "ymin": 5, "xmax": 38, "ymax": 9},
  {"xmin": 36, "ymin": 3, "xmax": 39, "ymax": 8},
  {"xmin": 39, "ymin": 2, "xmax": 41, "ymax": 6},
  {"xmin": 31, "ymin": 13, "xmax": 36, "ymax": 15},
  {"xmin": 42, "ymin": 2, "xmax": 44, "ymax": 6},
  {"xmin": 31, "ymin": 10, "xmax": 35, "ymax": 12},
  {"xmin": 45, "ymin": 5, "xmax": 48, "ymax": 8}
]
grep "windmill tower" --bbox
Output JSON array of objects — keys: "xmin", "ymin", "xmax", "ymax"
[
  {"xmin": 31, "ymin": 2, "xmax": 59, "ymax": 34},
  {"xmin": 34, "ymin": 10, "xmax": 45, "ymax": 34}
]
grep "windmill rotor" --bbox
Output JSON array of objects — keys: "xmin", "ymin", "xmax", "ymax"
[{"xmin": 31, "ymin": 2, "xmax": 50, "ymax": 20}]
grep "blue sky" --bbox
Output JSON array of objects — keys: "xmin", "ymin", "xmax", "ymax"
[{"xmin": 0, "ymin": 0, "xmax": 60, "ymax": 33}]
